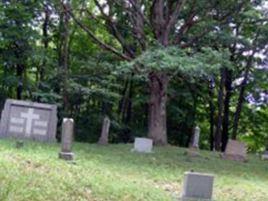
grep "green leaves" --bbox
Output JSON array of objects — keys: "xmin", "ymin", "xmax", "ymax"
[{"xmin": 121, "ymin": 46, "xmax": 231, "ymax": 79}]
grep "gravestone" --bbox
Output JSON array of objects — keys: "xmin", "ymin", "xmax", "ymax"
[
  {"xmin": 132, "ymin": 137, "xmax": 153, "ymax": 153},
  {"xmin": 181, "ymin": 171, "xmax": 214, "ymax": 201},
  {"xmin": 59, "ymin": 118, "xmax": 74, "ymax": 160},
  {"xmin": 261, "ymin": 151, "xmax": 268, "ymax": 160},
  {"xmin": 221, "ymin": 140, "xmax": 247, "ymax": 162},
  {"xmin": 98, "ymin": 116, "xmax": 111, "ymax": 145},
  {"xmin": 190, "ymin": 126, "xmax": 200, "ymax": 149},
  {"xmin": 0, "ymin": 99, "xmax": 57, "ymax": 142}
]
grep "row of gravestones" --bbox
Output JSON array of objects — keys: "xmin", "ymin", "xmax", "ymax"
[{"xmin": 0, "ymin": 99, "xmax": 266, "ymax": 200}]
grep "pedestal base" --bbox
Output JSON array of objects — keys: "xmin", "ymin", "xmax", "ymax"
[{"xmin": 59, "ymin": 152, "xmax": 74, "ymax": 161}]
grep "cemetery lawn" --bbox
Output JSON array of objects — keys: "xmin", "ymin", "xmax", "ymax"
[{"xmin": 0, "ymin": 140, "xmax": 268, "ymax": 201}]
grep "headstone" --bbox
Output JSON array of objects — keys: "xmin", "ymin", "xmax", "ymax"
[
  {"xmin": 261, "ymin": 151, "xmax": 268, "ymax": 160},
  {"xmin": 0, "ymin": 99, "xmax": 57, "ymax": 142},
  {"xmin": 190, "ymin": 126, "xmax": 200, "ymax": 149},
  {"xmin": 132, "ymin": 137, "xmax": 153, "ymax": 153},
  {"xmin": 59, "ymin": 118, "xmax": 74, "ymax": 161},
  {"xmin": 181, "ymin": 171, "xmax": 214, "ymax": 201},
  {"xmin": 98, "ymin": 116, "xmax": 111, "ymax": 145},
  {"xmin": 221, "ymin": 140, "xmax": 247, "ymax": 162}
]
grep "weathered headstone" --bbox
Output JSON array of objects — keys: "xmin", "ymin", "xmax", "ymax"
[
  {"xmin": 59, "ymin": 118, "xmax": 74, "ymax": 161},
  {"xmin": 221, "ymin": 140, "xmax": 247, "ymax": 162},
  {"xmin": 181, "ymin": 171, "xmax": 214, "ymax": 201},
  {"xmin": 132, "ymin": 137, "xmax": 153, "ymax": 153},
  {"xmin": 190, "ymin": 126, "xmax": 200, "ymax": 149},
  {"xmin": 0, "ymin": 99, "xmax": 57, "ymax": 142},
  {"xmin": 98, "ymin": 116, "xmax": 111, "ymax": 145},
  {"xmin": 261, "ymin": 151, "xmax": 268, "ymax": 160}
]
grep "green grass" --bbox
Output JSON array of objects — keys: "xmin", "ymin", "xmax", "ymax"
[{"xmin": 0, "ymin": 139, "xmax": 268, "ymax": 201}]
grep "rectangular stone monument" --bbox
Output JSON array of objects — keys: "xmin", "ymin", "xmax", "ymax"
[
  {"xmin": 132, "ymin": 137, "xmax": 153, "ymax": 153},
  {"xmin": 261, "ymin": 151, "xmax": 268, "ymax": 160},
  {"xmin": 0, "ymin": 99, "xmax": 57, "ymax": 142},
  {"xmin": 221, "ymin": 140, "xmax": 247, "ymax": 162},
  {"xmin": 181, "ymin": 172, "xmax": 214, "ymax": 201},
  {"xmin": 59, "ymin": 118, "xmax": 74, "ymax": 160}
]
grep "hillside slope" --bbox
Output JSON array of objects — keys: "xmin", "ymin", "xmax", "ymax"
[{"xmin": 0, "ymin": 140, "xmax": 267, "ymax": 201}]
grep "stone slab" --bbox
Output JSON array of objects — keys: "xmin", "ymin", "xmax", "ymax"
[
  {"xmin": 132, "ymin": 137, "xmax": 153, "ymax": 153},
  {"xmin": 261, "ymin": 154, "xmax": 268, "ymax": 160},
  {"xmin": 59, "ymin": 152, "xmax": 74, "ymax": 161},
  {"xmin": 222, "ymin": 140, "xmax": 247, "ymax": 162},
  {"xmin": 181, "ymin": 172, "xmax": 214, "ymax": 201},
  {"xmin": 0, "ymin": 99, "xmax": 57, "ymax": 142}
]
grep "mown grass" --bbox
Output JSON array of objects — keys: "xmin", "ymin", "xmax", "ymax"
[{"xmin": 0, "ymin": 139, "xmax": 268, "ymax": 201}]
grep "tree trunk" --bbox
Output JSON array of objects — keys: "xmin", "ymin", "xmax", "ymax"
[
  {"xmin": 148, "ymin": 72, "xmax": 168, "ymax": 146},
  {"xmin": 208, "ymin": 76, "xmax": 215, "ymax": 151},
  {"xmin": 16, "ymin": 64, "xmax": 24, "ymax": 100},
  {"xmin": 214, "ymin": 69, "xmax": 225, "ymax": 151},
  {"xmin": 221, "ymin": 68, "xmax": 232, "ymax": 151}
]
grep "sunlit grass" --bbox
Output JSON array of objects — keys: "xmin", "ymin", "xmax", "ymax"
[{"xmin": 0, "ymin": 139, "xmax": 267, "ymax": 201}]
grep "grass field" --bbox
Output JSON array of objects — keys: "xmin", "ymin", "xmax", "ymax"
[{"xmin": 0, "ymin": 139, "xmax": 268, "ymax": 201}]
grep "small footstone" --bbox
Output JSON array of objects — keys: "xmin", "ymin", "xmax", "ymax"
[
  {"xmin": 59, "ymin": 152, "xmax": 74, "ymax": 161},
  {"xmin": 261, "ymin": 151, "xmax": 268, "ymax": 160},
  {"xmin": 181, "ymin": 171, "xmax": 214, "ymax": 201},
  {"xmin": 15, "ymin": 141, "xmax": 24, "ymax": 149}
]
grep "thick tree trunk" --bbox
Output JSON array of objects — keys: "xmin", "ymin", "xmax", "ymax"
[
  {"xmin": 221, "ymin": 68, "xmax": 232, "ymax": 151},
  {"xmin": 208, "ymin": 76, "xmax": 215, "ymax": 151},
  {"xmin": 148, "ymin": 72, "xmax": 168, "ymax": 145},
  {"xmin": 214, "ymin": 69, "xmax": 225, "ymax": 151}
]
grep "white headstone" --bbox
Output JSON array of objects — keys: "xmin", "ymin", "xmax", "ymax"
[
  {"xmin": 0, "ymin": 99, "xmax": 57, "ymax": 142},
  {"xmin": 59, "ymin": 118, "xmax": 74, "ymax": 161},
  {"xmin": 181, "ymin": 172, "xmax": 214, "ymax": 201},
  {"xmin": 133, "ymin": 137, "xmax": 153, "ymax": 153}
]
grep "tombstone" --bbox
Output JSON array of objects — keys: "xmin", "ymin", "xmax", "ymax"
[
  {"xmin": 181, "ymin": 171, "xmax": 214, "ymax": 201},
  {"xmin": 59, "ymin": 118, "xmax": 74, "ymax": 161},
  {"xmin": 98, "ymin": 116, "xmax": 111, "ymax": 145},
  {"xmin": 221, "ymin": 140, "xmax": 247, "ymax": 162},
  {"xmin": 190, "ymin": 126, "xmax": 200, "ymax": 149},
  {"xmin": 261, "ymin": 151, "xmax": 268, "ymax": 160},
  {"xmin": 132, "ymin": 137, "xmax": 153, "ymax": 153},
  {"xmin": 0, "ymin": 99, "xmax": 57, "ymax": 142}
]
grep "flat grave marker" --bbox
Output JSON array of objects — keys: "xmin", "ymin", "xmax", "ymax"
[{"xmin": 132, "ymin": 137, "xmax": 153, "ymax": 153}]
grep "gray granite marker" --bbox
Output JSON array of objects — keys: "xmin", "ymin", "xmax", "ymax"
[
  {"xmin": 59, "ymin": 118, "xmax": 74, "ymax": 160},
  {"xmin": 0, "ymin": 99, "xmax": 57, "ymax": 142},
  {"xmin": 181, "ymin": 171, "xmax": 214, "ymax": 201}
]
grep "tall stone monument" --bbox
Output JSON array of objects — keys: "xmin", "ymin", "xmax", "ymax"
[
  {"xmin": 98, "ymin": 116, "xmax": 111, "ymax": 145},
  {"xmin": 0, "ymin": 99, "xmax": 57, "ymax": 142},
  {"xmin": 59, "ymin": 118, "xmax": 74, "ymax": 160},
  {"xmin": 190, "ymin": 126, "xmax": 200, "ymax": 148}
]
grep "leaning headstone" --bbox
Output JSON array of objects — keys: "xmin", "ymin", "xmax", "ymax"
[
  {"xmin": 132, "ymin": 137, "xmax": 153, "ymax": 153},
  {"xmin": 98, "ymin": 116, "xmax": 111, "ymax": 145},
  {"xmin": 261, "ymin": 151, "xmax": 268, "ymax": 160},
  {"xmin": 181, "ymin": 171, "xmax": 214, "ymax": 201},
  {"xmin": 221, "ymin": 140, "xmax": 247, "ymax": 162},
  {"xmin": 59, "ymin": 118, "xmax": 74, "ymax": 161},
  {"xmin": 0, "ymin": 99, "xmax": 57, "ymax": 142}
]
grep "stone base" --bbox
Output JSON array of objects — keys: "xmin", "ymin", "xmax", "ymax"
[
  {"xmin": 59, "ymin": 152, "xmax": 74, "ymax": 161},
  {"xmin": 261, "ymin": 154, "xmax": 268, "ymax": 160},
  {"xmin": 220, "ymin": 153, "xmax": 247, "ymax": 162}
]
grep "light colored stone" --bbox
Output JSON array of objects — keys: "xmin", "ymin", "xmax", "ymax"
[
  {"xmin": 261, "ymin": 154, "xmax": 268, "ymax": 160},
  {"xmin": 98, "ymin": 116, "xmax": 111, "ymax": 145},
  {"xmin": 133, "ymin": 137, "xmax": 153, "ymax": 153},
  {"xmin": 0, "ymin": 99, "xmax": 57, "ymax": 142},
  {"xmin": 222, "ymin": 140, "xmax": 247, "ymax": 162},
  {"xmin": 59, "ymin": 118, "xmax": 74, "ymax": 161},
  {"xmin": 181, "ymin": 172, "xmax": 214, "ymax": 201},
  {"xmin": 190, "ymin": 126, "xmax": 200, "ymax": 149}
]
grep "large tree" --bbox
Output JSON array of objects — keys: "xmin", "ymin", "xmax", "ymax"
[{"xmin": 67, "ymin": 0, "xmax": 252, "ymax": 145}]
